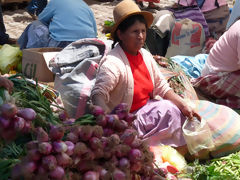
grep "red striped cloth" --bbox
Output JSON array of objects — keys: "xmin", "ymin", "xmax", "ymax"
[{"xmin": 192, "ymin": 70, "xmax": 240, "ymax": 109}]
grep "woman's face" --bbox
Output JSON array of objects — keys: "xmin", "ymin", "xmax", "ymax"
[{"xmin": 117, "ymin": 20, "xmax": 146, "ymax": 55}]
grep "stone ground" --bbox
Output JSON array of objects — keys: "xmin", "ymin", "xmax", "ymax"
[{"xmin": 2, "ymin": 0, "xmax": 235, "ymax": 40}]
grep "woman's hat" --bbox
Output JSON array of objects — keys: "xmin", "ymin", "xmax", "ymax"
[{"xmin": 111, "ymin": 0, "xmax": 154, "ymax": 40}]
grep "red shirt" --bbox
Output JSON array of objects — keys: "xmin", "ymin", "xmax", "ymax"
[{"xmin": 124, "ymin": 51, "xmax": 154, "ymax": 112}]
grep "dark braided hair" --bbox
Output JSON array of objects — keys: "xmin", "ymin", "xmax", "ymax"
[{"xmin": 112, "ymin": 14, "xmax": 147, "ymax": 49}]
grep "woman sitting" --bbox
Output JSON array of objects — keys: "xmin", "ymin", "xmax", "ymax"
[
  {"xmin": 178, "ymin": 0, "xmax": 230, "ymax": 39},
  {"xmin": 193, "ymin": 19, "xmax": 240, "ymax": 110},
  {"xmin": 18, "ymin": 0, "xmax": 97, "ymax": 49},
  {"xmin": 91, "ymin": 0, "xmax": 201, "ymax": 157}
]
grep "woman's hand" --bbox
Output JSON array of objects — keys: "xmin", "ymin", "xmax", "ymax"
[
  {"xmin": 181, "ymin": 103, "xmax": 201, "ymax": 121},
  {"xmin": 164, "ymin": 90, "xmax": 201, "ymax": 121},
  {"xmin": 0, "ymin": 77, "xmax": 13, "ymax": 93}
]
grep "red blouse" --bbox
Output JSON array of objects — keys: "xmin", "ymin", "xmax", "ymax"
[{"xmin": 124, "ymin": 51, "xmax": 154, "ymax": 112}]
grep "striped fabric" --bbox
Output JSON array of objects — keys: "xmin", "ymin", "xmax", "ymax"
[
  {"xmin": 188, "ymin": 100, "xmax": 240, "ymax": 158},
  {"xmin": 192, "ymin": 70, "xmax": 240, "ymax": 109},
  {"xmin": 159, "ymin": 66, "xmax": 199, "ymax": 100},
  {"xmin": 168, "ymin": 6, "xmax": 210, "ymax": 38}
]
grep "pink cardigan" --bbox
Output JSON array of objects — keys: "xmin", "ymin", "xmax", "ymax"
[{"xmin": 91, "ymin": 44, "xmax": 171, "ymax": 111}]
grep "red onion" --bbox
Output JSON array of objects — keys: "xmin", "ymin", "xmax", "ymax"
[
  {"xmin": 106, "ymin": 114, "xmax": 119, "ymax": 127},
  {"xmin": 49, "ymin": 126, "xmax": 65, "ymax": 141},
  {"xmin": 0, "ymin": 116, "xmax": 10, "ymax": 129},
  {"xmin": 125, "ymin": 113, "xmax": 136, "ymax": 124},
  {"xmin": 23, "ymin": 121, "xmax": 31, "ymax": 133},
  {"xmin": 115, "ymin": 144, "xmax": 131, "ymax": 158},
  {"xmin": 81, "ymin": 148, "xmax": 95, "ymax": 161},
  {"xmin": 27, "ymin": 149, "xmax": 41, "ymax": 162},
  {"xmin": 53, "ymin": 141, "xmax": 68, "ymax": 153},
  {"xmin": 77, "ymin": 160, "xmax": 96, "ymax": 172},
  {"xmin": 79, "ymin": 125, "xmax": 93, "ymax": 141},
  {"xmin": 128, "ymin": 148, "xmax": 142, "ymax": 162},
  {"xmin": 58, "ymin": 111, "xmax": 68, "ymax": 121},
  {"xmin": 91, "ymin": 105, "xmax": 105, "ymax": 117},
  {"xmin": 112, "ymin": 168, "xmax": 126, "ymax": 180},
  {"xmin": 92, "ymin": 125, "xmax": 104, "ymax": 138},
  {"xmin": 41, "ymin": 155, "xmax": 57, "ymax": 171},
  {"xmin": 103, "ymin": 128, "xmax": 114, "ymax": 136},
  {"xmin": 13, "ymin": 116, "xmax": 25, "ymax": 132},
  {"xmin": 63, "ymin": 118, "xmax": 76, "ymax": 125},
  {"xmin": 0, "ymin": 103, "xmax": 17, "ymax": 119},
  {"xmin": 74, "ymin": 142, "xmax": 88, "ymax": 156},
  {"xmin": 17, "ymin": 108, "xmax": 36, "ymax": 121},
  {"xmin": 49, "ymin": 166, "xmax": 65, "ymax": 179},
  {"xmin": 130, "ymin": 161, "xmax": 142, "ymax": 172},
  {"xmin": 99, "ymin": 168, "xmax": 109, "ymax": 179},
  {"xmin": 56, "ymin": 152, "xmax": 72, "ymax": 167},
  {"xmin": 11, "ymin": 164, "xmax": 22, "ymax": 180},
  {"xmin": 36, "ymin": 127, "xmax": 49, "ymax": 142},
  {"xmin": 38, "ymin": 142, "xmax": 52, "ymax": 155},
  {"xmin": 26, "ymin": 140, "xmax": 38, "ymax": 150},
  {"xmin": 119, "ymin": 157, "xmax": 130, "ymax": 170},
  {"xmin": 109, "ymin": 134, "xmax": 120, "ymax": 146},
  {"xmin": 83, "ymin": 171, "xmax": 99, "ymax": 180},
  {"xmin": 22, "ymin": 161, "xmax": 37, "ymax": 175},
  {"xmin": 65, "ymin": 141, "xmax": 75, "ymax": 156},
  {"xmin": 131, "ymin": 137, "xmax": 143, "ymax": 148},
  {"xmin": 96, "ymin": 115, "xmax": 107, "ymax": 127},
  {"xmin": 1, "ymin": 129, "xmax": 16, "ymax": 141},
  {"xmin": 66, "ymin": 132, "xmax": 79, "ymax": 143},
  {"xmin": 120, "ymin": 129, "xmax": 137, "ymax": 146},
  {"xmin": 89, "ymin": 137, "xmax": 102, "ymax": 150}
]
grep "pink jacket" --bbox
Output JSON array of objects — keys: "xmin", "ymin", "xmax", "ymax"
[{"xmin": 91, "ymin": 44, "xmax": 171, "ymax": 111}]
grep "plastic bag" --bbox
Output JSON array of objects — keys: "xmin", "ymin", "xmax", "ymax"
[
  {"xmin": 0, "ymin": 44, "xmax": 22, "ymax": 74},
  {"xmin": 182, "ymin": 117, "xmax": 215, "ymax": 155}
]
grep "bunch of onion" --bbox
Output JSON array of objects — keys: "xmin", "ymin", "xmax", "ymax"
[
  {"xmin": 0, "ymin": 103, "xmax": 36, "ymax": 141},
  {"xmin": 11, "ymin": 126, "xmax": 73, "ymax": 180}
]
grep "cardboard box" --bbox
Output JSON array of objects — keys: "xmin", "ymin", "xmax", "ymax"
[{"xmin": 22, "ymin": 47, "xmax": 62, "ymax": 82}]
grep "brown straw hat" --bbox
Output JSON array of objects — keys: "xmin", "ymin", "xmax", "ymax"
[{"xmin": 110, "ymin": 0, "xmax": 153, "ymax": 40}]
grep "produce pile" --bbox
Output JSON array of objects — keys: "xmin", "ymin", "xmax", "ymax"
[{"xmin": 0, "ymin": 74, "xmax": 179, "ymax": 180}]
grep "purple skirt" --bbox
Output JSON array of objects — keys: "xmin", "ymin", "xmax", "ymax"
[{"xmin": 133, "ymin": 99, "xmax": 187, "ymax": 147}]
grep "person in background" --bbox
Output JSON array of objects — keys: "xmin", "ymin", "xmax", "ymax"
[
  {"xmin": 0, "ymin": 4, "xmax": 16, "ymax": 45},
  {"xmin": 27, "ymin": 0, "xmax": 48, "ymax": 19},
  {"xmin": 193, "ymin": 19, "xmax": 240, "ymax": 110},
  {"xmin": 135, "ymin": 0, "xmax": 160, "ymax": 9},
  {"xmin": 18, "ymin": 0, "xmax": 97, "ymax": 49},
  {"xmin": 91, "ymin": 0, "xmax": 201, "ymax": 157},
  {"xmin": 178, "ymin": 0, "xmax": 229, "ymax": 39}
]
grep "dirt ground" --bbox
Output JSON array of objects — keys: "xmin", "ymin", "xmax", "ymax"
[{"xmin": 2, "ymin": 0, "xmax": 235, "ymax": 40}]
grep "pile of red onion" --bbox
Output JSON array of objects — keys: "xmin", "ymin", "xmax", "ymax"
[
  {"xmin": 11, "ymin": 103, "xmax": 171, "ymax": 180},
  {"xmin": 0, "ymin": 103, "xmax": 36, "ymax": 141}
]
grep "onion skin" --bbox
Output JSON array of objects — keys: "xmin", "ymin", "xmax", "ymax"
[
  {"xmin": 36, "ymin": 127, "xmax": 49, "ymax": 142},
  {"xmin": 66, "ymin": 132, "xmax": 79, "ymax": 143},
  {"xmin": 83, "ymin": 171, "xmax": 100, "ymax": 180},
  {"xmin": 38, "ymin": 142, "xmax": 52, "ymax": 155},
  {"xmin": 74, "ymin": 142, "xmax": 88, "ymax": 156},
  {"xmin": 49, "ymin": 166, "xmax": 65, "ymax": 179},
  {"xmin": 120, "ymin": 129, "xmax": 137, "ymax": 146},
  {"xmin": 92, "ymin": 125, "xmax": 104, "ymax": 138},
  {"xmin": 53, "ymin": 141, "xmax": 68, "ymax": 153},
  {"xmin": 17, "ymin": 108, "xmax": 36, "ymax": 121},
  {"xmin": 49, "ymin": 126, "xmax": 65, "ymax": 141},
  {"xmin": 0, "ymin": 116, "xmax": 10, "ymax": 129},
  {"xmin": 0, "ymin": 103, "xmax": 17, "ymax": 119},
  {"xmin": 112, "ymin": 168, "xmax": 126, "ymax": 180},
  {"xmin": 13, "ymin": 116, "xmax": 25, "ymax": 132},
  {"xmin": 119, "ymin": 157, "xmax": 130, "ymax": 170},
  {"xmin": 89, "ymin": 137, "xmax": 103, "ymax": 150},
  {"xmin": 65, "ymin": 141, "xmax": 75, "ymax": 156},
  {"xmin": 41, "ymin": 155, "xmax": 57, "ymax": 171},
  {"xmin": 27, "ymin": 149, "xmax": 41, "ymax": 162},
  {"xmin": 128, "ymin": 148, "xmax": 142, "ymax": 162},
  {"xmin": 79, "ymin": 125, "xmax": 93, "ymax": 141},
  {"xmin": 56, "ymin": 153, "xmax": 72, "ymax": 167}
]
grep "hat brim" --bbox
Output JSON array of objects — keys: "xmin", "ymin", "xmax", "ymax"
[{"xmin": 110, "ymin": 11, "xmax": 153, "ymax": 40}]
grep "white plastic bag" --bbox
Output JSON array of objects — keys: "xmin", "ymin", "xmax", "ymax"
[{"xmin": 182, "ymin": 117, "xmax": 214, "ymax": 155}]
